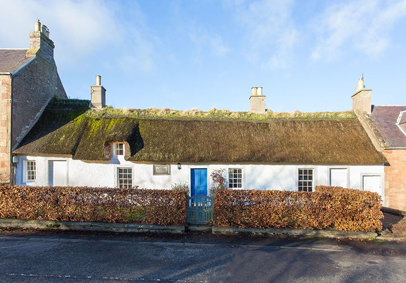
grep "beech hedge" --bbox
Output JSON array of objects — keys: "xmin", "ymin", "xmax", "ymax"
[
  {"xmin": 214, "ymin": 186, "xmax": 383, "ymax": 232},
  {"xmin": 0, "ymin": 185, "xmax": 187, "ymax": 226}
]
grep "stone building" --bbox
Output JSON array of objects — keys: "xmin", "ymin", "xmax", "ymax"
[
  {"xmin": 0, "ymin": 21, "xmax": 67, "ymax": 183},
  {"xmin": 352, "ymin": 76, "xmax": 406, "ymax": 211}
]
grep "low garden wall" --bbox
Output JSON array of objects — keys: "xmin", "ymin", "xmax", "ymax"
[
  {"xmin": 214, "ymin": 186, "xmax": 383, "ymax": 232},
  {"xmin": 0, "ymin": 185, "xmax": 187, "ymax": 226}
]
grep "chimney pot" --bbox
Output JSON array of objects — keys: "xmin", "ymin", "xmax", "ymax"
[
  {"xmin": 96, "ymin": 75, "xmax": 101, "ymax": 86},
  {"xmin": 257, "ymin": 87, "xmax": 262, "ymax": 96},
  {"xmin": 35, "ymin": 20, "xmax": 41, "ymax": 32},
  {"xmin": 356, "ymin": 74, "xmax": 365, "ymax": 92},
  {"xmin": 351, "ymin": 75, "xmax": 371, "ymax": 115},
  {"xmin": 251, "ymin": 87, "xmax": 257, "ymax": 96}
]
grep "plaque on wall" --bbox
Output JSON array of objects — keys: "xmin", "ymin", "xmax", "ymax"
[{"xmin": 153, "ymin": 164, "xmax": 171, "ymax": 175}]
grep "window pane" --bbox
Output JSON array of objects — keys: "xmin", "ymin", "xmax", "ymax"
[
  {"xmin": 228, "ymin": 168, "xmax": 242, "ymax": 189},
  {"xmin": 27, "ymin": 161, "xmax": 36, "ymax": 181},
  {"xmin": 115, "ymin": 143, "xmax": 124, "ymax": 156},
  {"xmin": 118, "ymin": 168, "xmax": 132, "ymax": 188},
  {"xmin": 298, "ymin": 169, "xmax": 313, "ymax": 192}
]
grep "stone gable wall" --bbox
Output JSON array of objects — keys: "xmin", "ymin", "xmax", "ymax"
[
  {"xmin": 11, "ymin": 55, "xmax": 67, "ymax": 148},
  {"xmin": 0, "ymin": 51, "xmax": 67, "ymax": 184},
  {"xmin": 384, "ymin": 149, "xmax": 406, "ymax": 211}
]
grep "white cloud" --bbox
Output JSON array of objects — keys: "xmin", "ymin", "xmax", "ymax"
[
  {"xmin": 0, "ymin": 0, "xmax": 118, "ymax": 53},
  {"xmin": 188, "ymin": 23, "xmax": 230, "ymax": 61},
  {"xmin": 227, "ymin": 0, "xmax": 298, "ymax": 69},
  {"xmin": 0, "ymin": 0, "xmax": 156, "ymax": 72},
  {"xmin": 310, "ymin": 0, "xmax": 406, "ymax": 61}
]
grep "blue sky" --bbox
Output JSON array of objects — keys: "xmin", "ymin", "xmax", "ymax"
[{"xmin": 1, "ymin": 0, "xmax": 406, "ymax": 112}]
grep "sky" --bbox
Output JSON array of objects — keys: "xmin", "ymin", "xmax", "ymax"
[{"xmin": 1, "ymin": 0, "xmax": 406, "ymax": 112}]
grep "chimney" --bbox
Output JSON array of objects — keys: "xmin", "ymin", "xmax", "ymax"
[
  {"xmin": 26, "ymin": 20, "xmax": 55, "ymax": 60},
  {"xmin": 90, "ymin": 75, "xmax": 106, "ymax": 109},
  {"xmin": 351, "ymin": 75, "xmax": 372, "ymax": 115},
  {"xmin": 249, "ymin": 87, "xmax": 266, "ymax": 113}
]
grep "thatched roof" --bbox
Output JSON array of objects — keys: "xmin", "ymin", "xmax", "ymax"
[{"xmin": 14, "ymin": 99, "xmax": 387, "ymax": 165}]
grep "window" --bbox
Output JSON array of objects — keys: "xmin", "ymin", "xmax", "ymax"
[
  {"xmin": 298, "ymin": 169, "xmax": 313, "ymax": 192},
  {"xmin": 26, "ymin": 160, "xmax": 36, "ymax": 182},
  {"xmin": 118, "ymin": 168, "xmax": 132, "ymax": 188},
  {"xmin": 228, "ymin": 168, "xmax": 242, "ymax": 189},
  {"xmin": 114, "ymin": 143, "xmax": 124, "ymax": 156}
]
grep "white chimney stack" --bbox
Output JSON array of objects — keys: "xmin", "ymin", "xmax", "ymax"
[
  {"xmin": 351, "ymin": 75, "xmax": 372, "ymax": 115},
  {"xmin": 90, "ymin": 75, "xmax": 106, "ymax": 109},
  {"xmin": 249, "ymin": 87, "xmax": 266, "ymax": 113}
]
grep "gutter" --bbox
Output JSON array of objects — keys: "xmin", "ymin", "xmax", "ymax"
[
  {"xmin": 395, "ymin": 110, "xmax": 406, "ymax": 138},
  {"xmin": 0, "ymin": 56, "xmax": 36, "ymax": 76},
  {"xmin": 384, "ymin": 147, "xmax": 406, "ymax": 150},
  {"xmin": 11, "ymin": 56, "xmax": 36, "ymax": 76}
]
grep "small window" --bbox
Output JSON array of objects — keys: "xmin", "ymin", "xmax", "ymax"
[
  {"xmin": 118, "ymin": 167, "xmax": 132, "ymax": 188},
  {"xmin": 114, "ymin": 143, "xmax": 124, "ymax": 156},
  {"xmin": 229, "ymin": 168, "xmax": 242, "ymax": 189},
  {"xmin": 298, "ymin": 169, "xmax": 313, "ymax": 192},
  {"xmin": 26, "ymin": 160, "xmax": 36, "ymax": 182}
]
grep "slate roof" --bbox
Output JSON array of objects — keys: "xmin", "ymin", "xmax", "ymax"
[
  {"xmin": 0, "ymin": 49, "xmax": 32, "ymax": 73},
  {"xmin": 13, "ymin": 99, "xmax": 387, "ymax": 165},
  {"xmin": 370, "ymin": 106, "xmax": 406, "ymax": 148}
]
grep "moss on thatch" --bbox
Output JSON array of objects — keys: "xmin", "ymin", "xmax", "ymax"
[
  {"xmin": 86, "ymin": 105, "xmax": 356, "ymax": 121},
  {"xmin": 14, "ymin": 99, "xmax": 386, "ymax": 165}
]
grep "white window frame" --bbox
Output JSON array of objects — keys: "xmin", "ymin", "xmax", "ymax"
[
  {"xmin": 117, "ymin": 167, "xmax": 133, "ymax": 188},
  {"xmin": 228, "ymin": 168, "xmax": 243, "ymax": 189},
  {"xmin": 298, "ymin": 168, "xmax": 314, "ymax": 192},
  {"xmin": 114, "ymin": 143, "xmax": 124, "ymax": 156},
  {"xmin": 23, "ymin": 160, "xmax": 36, "ymax": 183}
]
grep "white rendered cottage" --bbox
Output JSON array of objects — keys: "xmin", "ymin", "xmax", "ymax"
[{"xmin": 12, "ymin": 80, "xmax": 387, "ymax": 200}]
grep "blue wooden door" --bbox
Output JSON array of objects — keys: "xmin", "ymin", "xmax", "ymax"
[{"xmin": 191, "ymin": 169, "xmax": 207, "ymax": 196}]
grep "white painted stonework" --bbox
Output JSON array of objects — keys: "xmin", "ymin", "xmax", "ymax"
[{"xmin": 15, "ymin": 154, "xmax": 385, "ymax": 202}]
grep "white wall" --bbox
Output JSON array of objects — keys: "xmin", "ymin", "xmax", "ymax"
[{"xmin": 15, "ymin": 155, "xmax": 385, "ymax": 201}]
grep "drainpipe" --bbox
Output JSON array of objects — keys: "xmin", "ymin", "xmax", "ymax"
[{"xmin": 9, "ymin": 74, "xmax": 14, "ymax": 184}]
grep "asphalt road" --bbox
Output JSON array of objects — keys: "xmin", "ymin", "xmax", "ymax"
[{"xmin": 0, "ymin": 230, "xmax": 406, "ymax": 282}]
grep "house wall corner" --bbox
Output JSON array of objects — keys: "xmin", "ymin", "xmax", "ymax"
[{"xmin": 0, "ymin": 75, "xmax": 12, "ymax": 183}]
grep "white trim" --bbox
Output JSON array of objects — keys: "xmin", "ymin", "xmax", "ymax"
[
  {"xmin": 116, "ymin": 166, "xmax": 133, "ymax": 188},
  {"xmin": 113, "ymin": 143, "xmax": 124, "ymax": 156},
  {"xmin": 396, "ymin": 110, "xmax": 406, "ymax": 137},
  {"xmin": 228, "ymin": 167, "xmax": 243, "ymax": 189},
  {"xmin": 297, "ymin": 167, "xmax": 315, "ymax": 192},
  {"xmin": 26, "ymin": 160, "xmax": 36, "ymax": 182}
]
